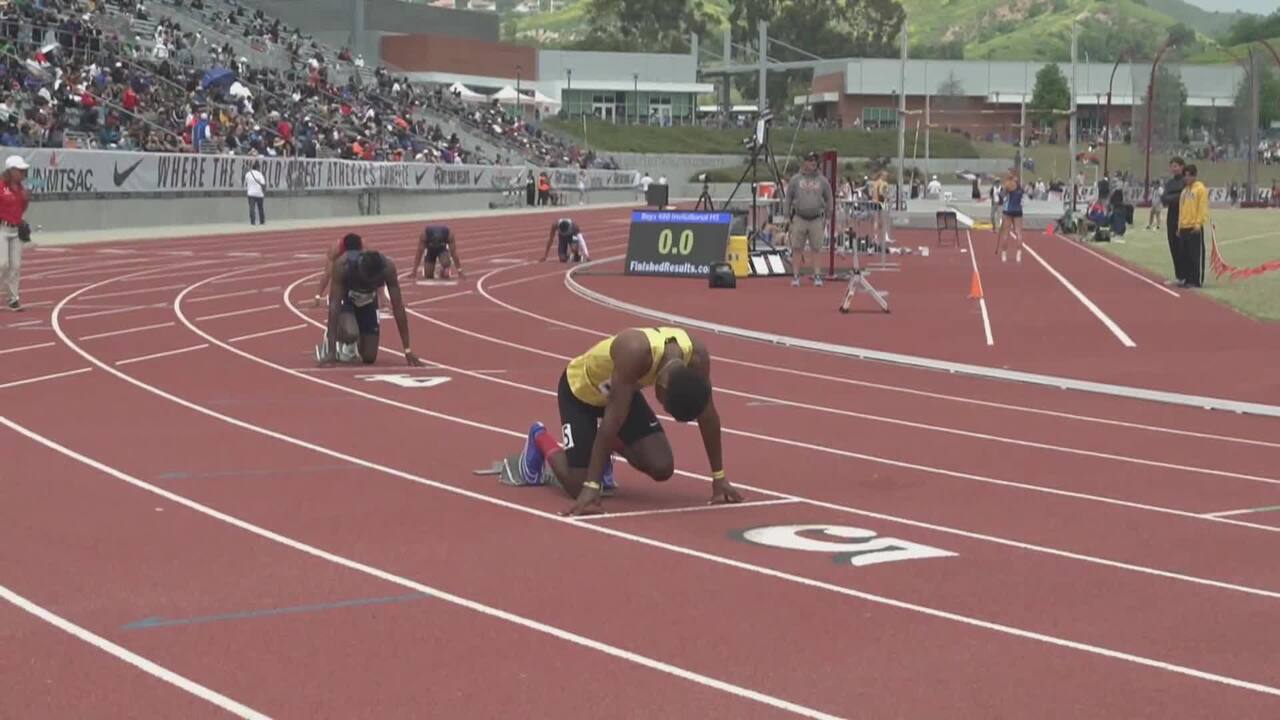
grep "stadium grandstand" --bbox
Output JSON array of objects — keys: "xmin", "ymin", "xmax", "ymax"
[{"xmin": 0, "ymin": 0, "xmax": 626, "ymax": 170}]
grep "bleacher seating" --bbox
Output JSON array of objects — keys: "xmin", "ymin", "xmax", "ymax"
[{"xmin": 0, "ymin": 0, "xmax": 613, "ymax": 170}]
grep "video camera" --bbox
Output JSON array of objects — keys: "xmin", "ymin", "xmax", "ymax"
[{"xmin": 742, "ymin": 110, "xmax": 774, "ymax": 149}]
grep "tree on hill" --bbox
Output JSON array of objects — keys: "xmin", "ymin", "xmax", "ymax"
[
  {"xmin": 1029, "ymin": 63, "xmax": 1069, "ymax": 127},
  {"xmin": 727, "ymin": 0, "xmax": 905, "ymax": 113},
  {"xmin": 574, "ymin": 0, "xmax": 716, "ymax": 53},
  {"xmin": 1225, "ymin": 9, "xmax": 1280, "ymax": 47}
]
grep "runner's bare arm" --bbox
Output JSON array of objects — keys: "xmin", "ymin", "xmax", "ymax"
[
  {"xmin": 324, "ymin": 256, "xmax": 345, "ymax": 356},
  {"xmin": 541, "ymin": 225, "xmax": 555, "ymax": 261},
  {"xmin": 384, "ymin": 260, "xmax": 423, "ymax": 366},
  {"xmin": 448, "ymin": 232, "xmax": 463, "ymax": 276},
  {"xmin": 690, "ymin": 341, "xmax": 742, "ymax": 504},
  {"xmin": 315, "ymin": 247, "xmax": 337, "ymax": 302},
  {"xmin": 411, "ymin": 231, "xmax": 426, "ymax": 277}
]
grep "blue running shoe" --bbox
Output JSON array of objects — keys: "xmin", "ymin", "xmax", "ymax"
[{"xmin": 520, "ymin": 422, "xmax": 547, "ymax": 485}]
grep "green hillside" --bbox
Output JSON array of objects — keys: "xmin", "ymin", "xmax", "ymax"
[
  {"xmin": 502, "ymin": 0, "xmax": 1257, "ymax": 62},
  {"xmin": 1143, "ymin": 0, "xmax": 1254, "ymax": 37}
]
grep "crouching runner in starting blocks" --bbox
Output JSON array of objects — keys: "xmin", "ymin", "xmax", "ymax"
[{"xmin": 504, "ymin": 327, "xmax": 743, "ymax": 516}]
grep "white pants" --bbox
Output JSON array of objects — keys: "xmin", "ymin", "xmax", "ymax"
[{"xmin": 0, "ymin": 228, "xmax": 20, "ymax": 303}]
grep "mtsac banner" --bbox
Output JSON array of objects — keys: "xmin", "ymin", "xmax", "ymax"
[{"xmin": 4, "ymin": 147, "xmax": 641, "ymax": 196}]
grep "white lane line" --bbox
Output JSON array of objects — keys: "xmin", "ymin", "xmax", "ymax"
[
  {"xmin": 45, "ymin": 274, "xmax": 1280, "ymax": 704},
  {"xmin": 186, "ymin": 288, "xmax": 277, "ymax": 304},
  {"xmin": 407, "ymin": 290, "xmax": 473, "ymax": 307},
  {"xmin": 65, "ymin": 304, "xmax": 168, "ymax": 321},
  {"xmin": 489, "ymin": 268, "xmax": 573, "ymax": 291},
  {"xmin": 1053, "ymin": 233, "xmax": 1180, "ymax": 298},
  {"xmin": 470, "ymin": 270, "xmax": 1280, "ymax": 489},
  {"xmin": 20, "ymin": 281, "xmax": 105, "ymax": 294},
  {"xmin": 229, "ymin": 324, "xmax": 307, "ymax": 343},
  {"xmin": 0, "ymin": 368, "xmax": 92, "ymax": 390},
  {"xmin": 1205, "ymin": 505, "xmax": 1280, "ymax": 518},
  {"xmin": 80, "ymin": 322, "xmax": 176, "ymax": 341},
  {"xmin": 0, "ymin": 342, "xmax": 56, "ymax": 355},
  {"xmin": 195, "ymin": 305, "xmax": 280, "ymax": 322},
  {"xmin": 1, "ymin": 416, "xmax": 844, "ymax": 720},
  {"xmin": 295, "ymin": 270, "xmax": 1280, "ymax": 547},
  {"xmin": 209, "ymin": 269, "xmax": 315, "ymax": 284},
  {"xmin": 575, "ymin": 498, "xmax": 802, "ymax": 521},
  {"xmin": 114, "ymin": 345, "xmax": 208, "ymax": 366},
  {"xmin": 293, "ymin": 272, "xmax": 1280, "ymax": 599},
  {"xmin": 1019, "ymin": 243, "xmax": 1136, "ymax": 348},
  {"xmin": 0, "ymin": 584, "xmax": 267, "ymax": 719},
  {"xmin": 965, "ymin": 230, "xmax": 995, "ymax": 346},
  {"xmin": 80, "ymin": 284, "xmax": 187, "ymax": 300}
]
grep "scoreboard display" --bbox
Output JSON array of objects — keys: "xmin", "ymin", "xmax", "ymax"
[{"xmin": 624, "ymin": 210, "xmax": 732, "ymax": 278}]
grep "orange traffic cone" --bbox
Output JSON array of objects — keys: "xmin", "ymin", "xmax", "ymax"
[{"xmin": 968, "ymin": 269, "xmax": 984, "ymax": 299}]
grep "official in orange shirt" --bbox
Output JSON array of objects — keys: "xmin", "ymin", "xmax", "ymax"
[{"xmin": 0, "ymin": 155, "xmax": 31, "ymax": 311}]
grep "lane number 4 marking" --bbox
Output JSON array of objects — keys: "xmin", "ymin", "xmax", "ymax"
[{"xmin": 738, "ymin": 524, "xmax": 956, "ymax": 567}]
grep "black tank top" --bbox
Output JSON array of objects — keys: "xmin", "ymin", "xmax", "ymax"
[{"xmin": 424, "ymin": 225, "xmax": 449, "ymax": 251}]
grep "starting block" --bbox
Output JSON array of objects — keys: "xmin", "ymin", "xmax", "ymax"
[
  {"xmin": 473, "ymin": 453, "xmax": 564, "ymax": 491},
  {"xmin": 472, "ymin": 452, "xmax": 613, "ymax": 495},
  {"xmin": 749, "ymin": 250, "xmax": 789, "ymax": 276}
]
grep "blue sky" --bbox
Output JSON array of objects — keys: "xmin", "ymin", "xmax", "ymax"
[{"xmin": 1192, "ymin": 0, "xmax": 1278, "ymax": 13}]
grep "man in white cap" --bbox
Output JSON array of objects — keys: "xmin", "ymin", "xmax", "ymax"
[{"xmin": 0, "ymin": 155, "xmax": 31, "ymax": 311}]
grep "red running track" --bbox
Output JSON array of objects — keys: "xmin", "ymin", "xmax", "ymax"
[{"xmin": 2, "ymin": 206, "xmax": 1280, "ymax": 718}]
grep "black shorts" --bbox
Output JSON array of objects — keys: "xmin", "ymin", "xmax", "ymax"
[
  {"xmin": 340, "ymin": 297, "xmax": 380, "ymax": 336},
  {"xmin": 557, "ymin": 370, "xmax": 662, "ymax": 468},
  {"xmin": 557, "ymin": 236, "xmax": 580, "ymax": 263},
  {"xmin": 425, "ymin": 245, "xmax": 448, "ymax": 264}
]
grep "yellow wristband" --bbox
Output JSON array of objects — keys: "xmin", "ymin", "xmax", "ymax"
[{"xmin": 711, "ymin": 470, "xmax": 725, "ymax": 480}]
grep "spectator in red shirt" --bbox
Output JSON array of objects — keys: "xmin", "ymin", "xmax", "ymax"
[
  {"xmin": 122, "ymin": 87, "xmax": 139, "ymax": 112},
  {"xmin": 0, "ymin": 155, "xmax": 31, "ymax": 311}
]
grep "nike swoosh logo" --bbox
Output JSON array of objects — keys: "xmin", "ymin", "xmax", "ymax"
[
  {"xmin": 113, "ymin": 158, "xmax": 145, "ymax": 187},
  {"xmin": 415, "ymin": 169, "xmax": 428, "ymax": 185}
]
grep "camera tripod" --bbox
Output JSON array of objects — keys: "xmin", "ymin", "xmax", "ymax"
[
  {"xmin": 723, "ymin": 120, "xmax": 786, "ymax": 248},
  {"xmin": 837, "ymin": 231, "xmax": 890, "ymax": 314},
  {"xmin": 694, "ymin": 180, "xmax": 715, "ymax": 211}
]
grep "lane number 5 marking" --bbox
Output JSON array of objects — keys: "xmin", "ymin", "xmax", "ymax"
[{"xmin": 738, "ymin": 524, "xmax": 956, "ymax": 567}]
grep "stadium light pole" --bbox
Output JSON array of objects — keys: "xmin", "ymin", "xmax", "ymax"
[
  {"xmin": 516, "ymin": 64, "xmax": 523, "ymax": 119},
  {"xmin": 1142, "ymin": 38, "xmax": 1176, "ymax": 204},
  {"xmin": 1102, "ymin": 52, "xmax": 1128, "ymax": 179},
  {"xmin": 1069, "ymin": 19, "xmax": 1079, "ymax": 214},
  {"xmin": 896, "ymin": 16, "xmax": 908, "ymax": 211}
]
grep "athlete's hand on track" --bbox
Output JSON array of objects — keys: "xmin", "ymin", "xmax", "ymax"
[
  {"xmin": 709, "ymin": 477, "xmax": 743, "ymax": 505},
  {"xmin": 405, "ymin": 351, "xmax": 425, "ymax": 367},
  {"xmin": 562, "ymin": 484, "xmax": 604, "ymax": 517}
]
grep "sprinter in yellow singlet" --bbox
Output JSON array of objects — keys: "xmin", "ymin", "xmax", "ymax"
[{"xmin": 519, "ymin": 327, "xmax": 743, "ymax": 516}]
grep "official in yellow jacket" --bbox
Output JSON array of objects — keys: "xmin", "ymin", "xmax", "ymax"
[{"xmin": 1177, "ymin": 164, "xmax": 1210, "ymax": 288}]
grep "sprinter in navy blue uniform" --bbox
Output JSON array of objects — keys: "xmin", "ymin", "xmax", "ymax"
[
  {"xmin": 412, "ymin": 224, "xmax": 464, "ymax": 280},
  {"xmin": 541, "ymin": 218, "xmax": 589, "ymax": 263},
  {"xmin": 318, "ymin": 238, "xmax": 423, "ymax": 367}
]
